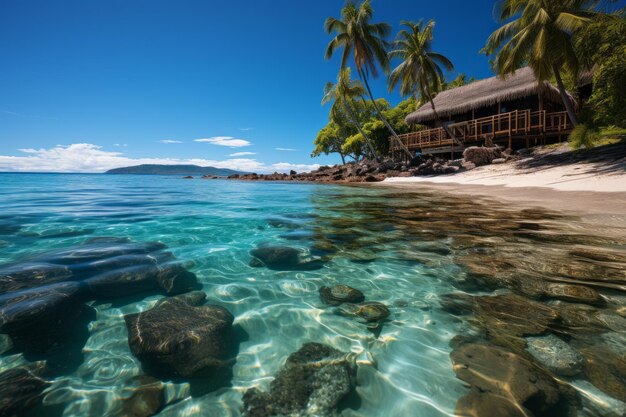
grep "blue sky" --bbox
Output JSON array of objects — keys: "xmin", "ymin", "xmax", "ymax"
[{"xmin": 1, "ymin": 0, "xmax": 510, "ymax": 172}]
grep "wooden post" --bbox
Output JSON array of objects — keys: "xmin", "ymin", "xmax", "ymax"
[{"xmin": 497, "ymin": 102, "xmax": 501, "ymax": 133}]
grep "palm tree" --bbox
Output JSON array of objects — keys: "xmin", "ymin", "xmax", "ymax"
[
  {"xmin": 388, "ymin": 20, "xmax": 454, "ymax": 135},
  {"xmin": 483, "ymin": 0, "xmax": 597, "ymax": 127},
  {"xmin": 322, "ymin": 68, "xmax": 377, "ymax": 159},
  {"xmin": 325, "ymin": 0, "xmax": 412, "ymax": 158}
]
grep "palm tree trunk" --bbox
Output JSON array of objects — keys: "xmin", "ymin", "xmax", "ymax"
[
  {"xmin": 552, "ymin": 64, "xmax": 578, "ymax": 127},
  {"xmin": 342, "ymin": 100, "xmax": 378, "ymax": 161},
  {"xmin": 358, "ymin": 69, "xmax": 413, "ymax": 160}
]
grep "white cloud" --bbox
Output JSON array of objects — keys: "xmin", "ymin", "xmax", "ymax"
[
  {"xmin": 194, "ymin": 136, "xmax": 251, "ymax": 147},
  {"xmin": 239, "ymin": 127, "xmax": 254, "ymax": 131},
  {"xmin": 229, "ymin": 151, "xmax": 256, "ymax": 157},
  {"xmin": 275, "ymin": 147, "xmax": 296, "ymax": 151},
  {"xmin": 0, "ymin": 143, "xmax": 319, "ymax": 174},
  {"xmin": 114, "ymin": 143, "xmax": 128, "ymax": 147},
  {"xmin": 270, "ymin": 162, "xmax": 320, "ymax": 172},
  {"xmin": 158, "ymin": 140, "xmax": 182, "ymax": 144}
]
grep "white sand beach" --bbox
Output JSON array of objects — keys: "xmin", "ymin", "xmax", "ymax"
[
  {"xmin": 379, "ymin": 145, "xmax": 626, "ymax": 218},
  {"xmin": 385, "ymin": 154, "xmax": 626, "ymax": 193}
]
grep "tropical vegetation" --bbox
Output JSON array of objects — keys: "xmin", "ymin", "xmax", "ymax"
[
  {"xmin": 324, "ymin": 0, "xmax": 412, "ymax": 158},
  {"xmin": 314, "ymin": 0, "xmax": 625, "ymax": 161},
  {"xmin": 388, "ymin": 20, "xmax": 454, "ymax": 133}
]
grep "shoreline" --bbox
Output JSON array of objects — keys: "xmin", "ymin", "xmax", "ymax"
[
  {"xmin": 382, "ymin": 161, "xmax": 626, "ymax": 193},
  {"xmin": 373, "ymin": 180, "xmax": 626, "ymax": 217}
]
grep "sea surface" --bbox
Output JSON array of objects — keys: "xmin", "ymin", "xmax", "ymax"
[{"xmin": 0, "ymin": 173, "xmax": 624, "ymax": 417}]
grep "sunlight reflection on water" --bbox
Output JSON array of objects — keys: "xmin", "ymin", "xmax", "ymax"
[{"xmin": 0, "ymin": 173, "xmax": 624, "ymax": 417}]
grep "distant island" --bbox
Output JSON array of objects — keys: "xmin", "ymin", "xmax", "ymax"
[{"xmin": 105, "ymin": 164, "xmax": 246, "ymax": 176}]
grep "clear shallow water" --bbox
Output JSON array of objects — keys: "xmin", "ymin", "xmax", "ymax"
[{"xmin": 0, "ymin": 173, "xmax": 625, "ymax": 417}]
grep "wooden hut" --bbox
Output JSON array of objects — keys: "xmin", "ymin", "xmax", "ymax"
[{"xmin": 391, "ymin": 67, "xmax": 576, "ymax": 157}]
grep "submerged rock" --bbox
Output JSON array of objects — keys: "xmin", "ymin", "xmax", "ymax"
[
  {"xmin": 340, "ymin": 302, "xmax": 390, "ymax": 323},
  {"xmin": 526, "ymin": 334, "xmax": 583, "ymax": 376},
  {"xmin": 580, "ymin": 346, "xmax": 626, "ymax": 402},
  {"xmin": 0, "ymin": 363, "xmax": 50, "ymax": 417},
  {"xmin": 0, "ymin": 282, "xmax": 87, "ymax": 354},
  {"xmin": 473, "ymin": 293, "xmax": 560, "ymax": 337},
  {"xmin": 242, "ymin": 343, "xmax": 356, "ymax": 417},
  {"xmin": 0, "ymin": 238, "xmax": 199, "ymax": 358},
  {"xmin": 541, "ymin": 283, "xmax": 605, "ymax": 306},
  {"xmin": 451, "ymin": 343, "xmax": 564, "ymax": 416},
  {"xmin": 338, "ymin": 302, "xmax": 390, "ymax": 335},
  {"xmin": 249, "ymin": 246, "xmax": 324, "ymax": 271},
  {"xmin": 85, "ymin": 263, "xmax": 198, "ymax": 298},
  {"xmin": 125, "ymin": 291, "xmax": 235, "ymax": 378},
  {"xmin": 0, "ymin": 239, "xmax": 196, "ymax": 296},
  {"xmin": 250, "ymin": 246, "xmax": 299, "ymax": 267},
  {"xmin": 120, "ymin": 375, "xmax": 165, "ymax": 417},
  {"xmin": 0, "ymin": 263, "xmax": 73, "ymax": 294},
  {"xmin": 319, "ymin": 285, "xmax": 365, "ymax": 306},
  {"xmin": 557, "ymin": 304, "xmax": 610, "ymax": 334},
  {"xmin": 456, "ymin": 392, "xmax": 527, "ymax": 417}
]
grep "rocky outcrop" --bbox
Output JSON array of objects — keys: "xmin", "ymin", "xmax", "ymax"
[
  {"xmin": 223, "ymin": 145, "xmax": 521, "ymax": 183},
  {"xmin": 242, "ymin": 343, "xmax": 356, "ymax": 417},
  {"xmin": 228, "ymin": 156, "xmax": 465, "ymax": 184},
  {"xmin": 125, "ymin": 291, "xmax": 235, "ymax": 378},
  {"xmin": 463, "ymin": 146, "xmax": 503, "ymax": 166}
]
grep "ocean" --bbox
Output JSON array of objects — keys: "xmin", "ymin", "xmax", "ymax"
[{"xmin": 0, "ymin": 173, "xmax": 624, "ymax": 417}]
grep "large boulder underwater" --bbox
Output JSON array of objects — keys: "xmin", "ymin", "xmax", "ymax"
[
  {"xmin": 124, "ymin": 291, "xmax": 236, "ymax": 379},
  {"xmin": 242, "ymin": 343, "xmax": 357, "ymax": 417},
  {"xmin": 450, "ymin": 342, "xmax": 568, "ymax": 417}
]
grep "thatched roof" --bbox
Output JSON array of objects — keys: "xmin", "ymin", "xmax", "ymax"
[{"xmin": 406, "ymin": 67, "xmax": 572, "ymax": 125}]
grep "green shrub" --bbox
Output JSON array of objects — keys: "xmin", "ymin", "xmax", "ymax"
[
  {"xmin": 569, "ymin": 124, "xmax": 599, "ymax": 150},
  {"xmin": 569, "ymin": 124, "xmax": 626, "ymax": 150}
]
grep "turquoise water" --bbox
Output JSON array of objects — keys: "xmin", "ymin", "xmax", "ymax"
[{"xmin": 0, "ymin": 173, "xmax": 625, "ymax": 417}]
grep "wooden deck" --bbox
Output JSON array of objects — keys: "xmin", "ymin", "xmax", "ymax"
[{"xmin": 390, "ymin": 110, "xmax": 573, "ymax": 156}]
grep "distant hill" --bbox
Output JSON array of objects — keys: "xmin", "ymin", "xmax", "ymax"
[{"xmin": 105, "ymin": 164, "xmax": 246, "ymax": 176}]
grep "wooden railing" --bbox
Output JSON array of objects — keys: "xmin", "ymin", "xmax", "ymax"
[{"xmin": 390, "ymin": 110, "xmax": 572, "ymax": 152}]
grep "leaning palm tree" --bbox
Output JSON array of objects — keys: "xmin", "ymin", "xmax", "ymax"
[
  {"xmin": 322, "ymin": 68, "xmax": 377, "ymax": 159},
  {"xmin": 483, "ymin": 0, "xmax": 597, "ymax": 127},
  {"xmin": 325, "ymin": 0, "xmax": 412, "ymax": 158},
  {"xmin": 388, "ymin": 20, "xmax": 454, "ymax": 134}
]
